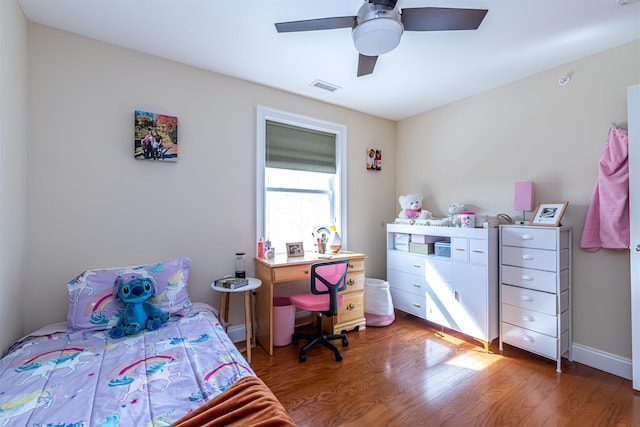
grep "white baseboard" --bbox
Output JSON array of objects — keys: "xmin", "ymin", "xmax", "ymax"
[
  {"xmin": 230, "ymin": 325, "xmax": 633, "ymax": 380},
  {"xmin": 571, "ymin": 343, "xmax": 632, "ymax": 380}
]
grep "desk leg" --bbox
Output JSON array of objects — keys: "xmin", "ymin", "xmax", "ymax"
[{"xmin": 244, "ymin": 290, "xmax": 252, "ymax": 363}]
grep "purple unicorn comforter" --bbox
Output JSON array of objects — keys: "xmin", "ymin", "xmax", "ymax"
[{"xmin": 0, "ymin": 304, "xmax": 255, "ymax": 426}]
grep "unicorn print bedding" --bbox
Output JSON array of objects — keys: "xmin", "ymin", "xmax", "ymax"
[{"xmin": 0, "ymin": 257, "xmax": 259, "ymax": 426}]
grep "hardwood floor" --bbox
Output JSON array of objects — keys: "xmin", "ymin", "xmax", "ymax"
[{"xmin": 250, "ymin": 311, "xmax": 640, "ymax": 427}]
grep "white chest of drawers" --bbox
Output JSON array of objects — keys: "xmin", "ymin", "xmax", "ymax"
[
  {"xmin": 387, "ymin": 223, "xmax": 498, "ymax": 351},
  {"xmin": 498, "ymin": 225, "xmax": 572, "ymax": 372}
]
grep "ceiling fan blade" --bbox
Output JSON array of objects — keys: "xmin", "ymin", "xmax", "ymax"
[
  {"xmin": 401, "ymin": 7, "xmax": 488, "ymax": 31},
  {"xmin": 275, "ymin": 16, "xmax": 356, "ymax": 33},
  {"xmin": 357, "ymin": 54, "xmax": 378, "ymax": 77}
]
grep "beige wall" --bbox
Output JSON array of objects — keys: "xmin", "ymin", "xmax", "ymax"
[
  {"xmin": 397, "ymin": 39, "xmax": 640, "ymax": 358},
  {"xmin": 14, "ymin": 9, "xmax": 640, "ymax": 366},
  {"xmin": 0, "ymin": 0, "xmax": 28, "ymax": 353},
  {"xmin": 24, "ymin": 23, "xmax": 396, "ymax": 333}
]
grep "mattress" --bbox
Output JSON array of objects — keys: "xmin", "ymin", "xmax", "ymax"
[{"xmin": 0, "ymin": 304, "xmax": 255, "ymax": 426}]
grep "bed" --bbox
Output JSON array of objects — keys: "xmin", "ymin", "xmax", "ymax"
[{"xmin": 0, "ymin": 257, "xmax": 295, "ymax": 426}]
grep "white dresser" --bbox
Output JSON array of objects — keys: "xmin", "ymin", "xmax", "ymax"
[
  {"xmin": 499, "ymin": 225, "xmax": 572, "ymax": 372},
  {"xmin": 386, "ymin": 223, "xmax": 499, "ymax": 351}
]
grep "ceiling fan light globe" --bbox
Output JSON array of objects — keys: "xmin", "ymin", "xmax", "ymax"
[{"xmin": 352, "ymin": 18, "xmax": 403, "ymax": 56}]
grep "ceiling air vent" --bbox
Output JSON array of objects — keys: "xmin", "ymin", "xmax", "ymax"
[{"xmin": 310, "ymin": 80, "xmax": 340, "ymax": 92}]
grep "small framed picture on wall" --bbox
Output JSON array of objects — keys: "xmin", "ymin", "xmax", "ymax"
[
  {"xmin": 134, "ymin": 110, "xmax": 178, "ymax": 162},
  {"xmin": 366, "ymin": 148, "xmax": 382, "ymax": 171}
]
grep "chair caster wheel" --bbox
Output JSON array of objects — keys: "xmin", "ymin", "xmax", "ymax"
[
  {"xmin": 299, "ymin": 353, "xmax": 307, "ymax": 362},
  {"xmin": 342, "ymin": 338, "xmax": 349, "ymax": 346},
  {"xmin": 354, "ymin": 326, "xmax": 360, "ymax": 331},
  {"xmin": 335, "ymin": 352, "xmax": 343, "ymax": 361}
]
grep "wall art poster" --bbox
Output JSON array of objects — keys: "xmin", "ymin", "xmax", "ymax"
[
  {"xmin": 134, "ymin": 110, "xmax": 178, "ymax": 162},
  {"xmin": 366, "ymin": 148, "xmax": 382, "ymax": 171}
]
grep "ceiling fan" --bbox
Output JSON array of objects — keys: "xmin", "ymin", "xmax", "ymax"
[{"xmin": 275, "ymin": 0, "xmax": 488, "ymax": 77}]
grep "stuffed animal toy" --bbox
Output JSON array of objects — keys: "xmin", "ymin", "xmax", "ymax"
[
  {"xmin": 108, "ymin": 272, "xmax": 169, "ymax": 338},
  {"xmin": 398, "ymin": 194, "xmax": 433, "ymax": 220}
]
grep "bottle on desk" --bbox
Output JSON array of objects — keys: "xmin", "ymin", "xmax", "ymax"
[{"xmin": 257, "ymin": 237, "xmax": 264, "ymax": 258}]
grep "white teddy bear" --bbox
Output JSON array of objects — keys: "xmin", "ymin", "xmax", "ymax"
[{"xmin": 398, "ymin": 194, "xmax": 432, "ymax": 220}]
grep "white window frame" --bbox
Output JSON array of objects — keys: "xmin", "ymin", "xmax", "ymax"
[{"xmin": 256, "ymin": 106, "xmax": 347, "ymax": 252}]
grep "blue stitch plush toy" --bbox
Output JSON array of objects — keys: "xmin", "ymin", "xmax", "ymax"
[{"xmin": 108, "ymin": 272, "xmax": 169, "ymax": 338}]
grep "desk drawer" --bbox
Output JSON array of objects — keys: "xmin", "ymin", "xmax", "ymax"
[
  {"xmin": 338, "ymin": 292, "xmax": 364, "ymax": 323},
  {"xmin": 348, "ymin": 259, "xmax": 365, "ymax": 273},
  {"xmin": 272, "ymin": 264, "xmax": 310, "ymax": 282},
  {"xmin": 345, "ymin": 271, "xmax": 364, "ymax": 293}
]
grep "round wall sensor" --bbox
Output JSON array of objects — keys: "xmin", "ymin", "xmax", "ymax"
[{"xmin": 558, "ymin": 75, "xmax": 571, "ymax": 86}]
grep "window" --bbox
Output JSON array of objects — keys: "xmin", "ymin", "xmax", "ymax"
[{"xmin": 256, "ymin": 107, "xmax": 346, "ymax": 254}]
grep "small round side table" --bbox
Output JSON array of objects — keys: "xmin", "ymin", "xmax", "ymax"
[{"xmin": 210, "ymin": 277, "xmax": 262, "ymax": 363}]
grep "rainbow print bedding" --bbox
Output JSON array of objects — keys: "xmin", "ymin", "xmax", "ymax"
[{"xmin": 0, "ymin": 304, "xmax": 255, "ymax": 426}]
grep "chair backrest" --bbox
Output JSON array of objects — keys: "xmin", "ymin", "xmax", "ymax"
[{"xmin": 311, "ymin": 260, "xmax": 349, "ymax": 316}]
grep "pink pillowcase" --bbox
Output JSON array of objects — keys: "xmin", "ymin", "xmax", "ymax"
[{"xmin": 66, "ymin": 257, "xmax": 192, "ymax": 332}]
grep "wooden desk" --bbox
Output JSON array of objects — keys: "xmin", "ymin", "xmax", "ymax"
[{"xmin": 255, "ymin": 251, "xmax": 366, "ymax": 355}]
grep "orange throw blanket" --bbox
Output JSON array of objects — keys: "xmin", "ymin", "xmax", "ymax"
[{"xmin": 171, "ymin": 376, "xmax": 297, "ymax": 427}]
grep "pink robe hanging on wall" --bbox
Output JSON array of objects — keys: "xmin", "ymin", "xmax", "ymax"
[{"xmin": 580, "ymin": 125, "xmax": 629, "ymax": 252}]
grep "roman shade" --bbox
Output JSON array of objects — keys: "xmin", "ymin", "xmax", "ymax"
[{"xmin": 266, "ymin": 120, "xmax": 336, "ymax": 174}]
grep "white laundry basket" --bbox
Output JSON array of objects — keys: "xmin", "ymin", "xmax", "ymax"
[{"xmin": 364, "ymin": 278, "xmax": 395, "ymax": 327}]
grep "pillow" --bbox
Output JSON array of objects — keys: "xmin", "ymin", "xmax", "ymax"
[{"xmin": 66, "ymin": 257, "xmax": 192, "ymax": 332}]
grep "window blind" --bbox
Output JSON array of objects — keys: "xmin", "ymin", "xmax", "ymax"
[{"xmin": 266, "ymin": 120, "xmax": 336, "ymax": 174}]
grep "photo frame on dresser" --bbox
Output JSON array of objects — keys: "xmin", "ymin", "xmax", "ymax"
[{"xmin": 530, "ymin": 202, "xmax": 568, "ymax": 226}]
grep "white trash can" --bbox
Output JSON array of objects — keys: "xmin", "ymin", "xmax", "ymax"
[{"xmin": 364, "ymin": 278, "xmax": 395, "ymax": 327}]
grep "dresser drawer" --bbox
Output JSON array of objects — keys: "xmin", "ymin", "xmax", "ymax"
[
  {"xmin": 502, "ymin": 303, "xmax": 558, "ymax": 337},
  {"xmin": 345, "ymin": 271, "xmax": 364, "ymax": 293},
  {"xmin": 451, "ymin": 237, "xmax": 469, "ymax": 262},
  {"xmin": 501, "ymin": 227, "xmax": 558, "ymax": 250},
  {"xmin": 390, "ymin": 287, "xmax": 426, "ymax": 319},
  {"xmin": 501, "ymin": 246, "xmax": 558, "ymax": 272},
  {"xmin": 501, "ymin": 284, "xmax": 556, "ymax": 315},
  {"xmin": 388, "ymin": 251, "xmax": 452, "ymax": 283},
  {"xmin": 469, "ymin": 238, "xmax": 489, "ymax": 265},
  {"xmin": 337, "ymin": 291, "xmax": 364, "ymax": 323},
  {"xmin": 387, "ymin": 269, "xmax": 428, "ymax": 296},
  {"xmin": 501, "ymin": 322, "xmax": 559, "ymax": 359},
  {"xmin": 501, "ymin": 265, "xmax": 557, "ymax": 293}
]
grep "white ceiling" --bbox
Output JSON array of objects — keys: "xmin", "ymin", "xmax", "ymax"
[{"xmin": 18, "ymin": 0, "xmax": 640, "ymax": 121}]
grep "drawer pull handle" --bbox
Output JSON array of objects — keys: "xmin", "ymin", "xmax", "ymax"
[
  {"xmin": 346, "ymin": 303, "xmax": 356, "ymax": 310},
  {"xmin": 521, "ymin": 275, "xmax": 533, "ymax": 281},
  {"xmin": 349, "ymin": 263, "xmax": 354, "ymax": 269},
  {"xmin": 412, "ymin": 303, "xmax": 421, "ymax": 308},
  {"xmin": 521, "ymin": 295, "xmax": 534, "ymax": 302},
  {"xmin": 522, "ymin": 315, "xmax": 535, "ymax": 322},
  {"xmin": 347, "ymin": 279, "xmax": 355, "ymax": 286},
  {"xmin": 304, "ymin": 270, "xmax": 309, "ymax": 275},
  {"xmin": 523, "ymin": 335, "xmax": 535, "ymax": 343},
  {"xmin": 472, "ymin": 249, "xmax": 485, "ymax": 254},
  {"xmin": 412, "ymin": 283, "xmax": 421, "ymax": 288},
  {"xmin": 521, "ymin": 234, "xmax": 534, "ymax": 240},
  {"xmin": 455, "ymin": 248, "xmax": 466, "ymax": 251},
  {"xmin": 521, "ymin": 255, "xmax": 534, "ymax": 261},
  {"xmin": 412, "ymin": 264, "xmax": 421, "ymax": 268}
]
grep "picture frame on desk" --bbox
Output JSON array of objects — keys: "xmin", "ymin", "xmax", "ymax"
[
  {"xmin": 530, "ymin": 202, "xmax": 568, "ymax": 227},
  {"xmin": 286, "ymin": 242, "xmax": 304, "ymax": 257}
]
